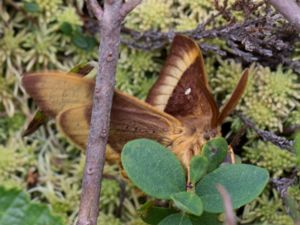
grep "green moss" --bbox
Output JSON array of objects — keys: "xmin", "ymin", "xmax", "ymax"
[
  {"xmin": 211, "ymin": 59, "xmax": 257, "ymax": 101},
  {"xmin": 98, "ymin": 214, "xmax": 122, "ymax": 225},
  {"xmin": 125, "ymin": 0, "xmax": 173, "ymax": 31},
  {"xmin": 241, "ymin": 190, "xmax": 294, "ymax": 225},
  {"xmin": 116, "ymin": 46, "xmax": 160, "ymax": 98},
  {"xmin": 211, "ymin": 59, "xmax": 300, "ymax": 131},
  {"xmin": 287, "ymin": 107, "xmax": 300, "ymax": 125},
  {"xmin": 57, "ymin": 6, "xmax": 83, "ymax": 26},
  {"xmin": 127, "ymin": 218, "xmax": 148, "ymax": 225},
  {"xmin": 0, "ymin": 141, "xmax": 36, "ymax": 188},
  {"xmin": 35, "ymin": 0, "xmax": 63, "ymax": 16},
  {"xmin": 244, "ymin": 141, "xmax": 296, "ymax": 178},
  {"xmin": 288, "ymin": 185, "xmax": 300, "ymax": 202},
  {"xmin": 100, "ymin": 179, "xmax": 121, "ymax": 214},
  {"xmin": 23, "ymin": 23, "xmax": 62, "ymax": 70},
  {"xmin": 256, "ymin": 66, "xmax": 300, "ymax": 116},
  {"xmin": 243, "ymin": 96, "xmax": 282, "ymax": 131},
  {"xmin": 0, "ymin": 27, "xmax": 27, "ymax": 70}
]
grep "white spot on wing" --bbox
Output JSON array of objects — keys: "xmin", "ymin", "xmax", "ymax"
[{"xmin": 185, "ymin": 88, "xmax": 191, "ymax": 95}]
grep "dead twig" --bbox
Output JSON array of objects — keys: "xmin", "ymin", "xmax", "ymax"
[
  {"xmin": 76, "ymin": 1, "xmax": 142, "ymax": 225},
  {"xmin": 83, "ymin": 1, "xmax": 300, "ymax": 73},
  {"xmin": 238, "ymin": 113, "xmax": 294, "ymax": 151}
]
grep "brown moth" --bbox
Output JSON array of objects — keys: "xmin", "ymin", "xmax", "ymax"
[{"xmin": 22, "ymin": 35, "xmax": 248, "ymax": 178}]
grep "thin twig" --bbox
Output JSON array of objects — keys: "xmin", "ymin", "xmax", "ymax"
[
  {"xmin": 238, "ymin": 114, "xmax": 294, "ymax": 151},
  {"xmin": 120, "ymin": 0, "xmax": 142, "ymax": 19},
  {"xmin": 267, "ymin": 0, "xmax": 300, "ymax": 31},
  {"xmin": 83, "ymin": 1, "xmax": 300, "ymax": 73},
  {"xmin": 76, "ymin": 1, "xmax": 142, "ymax": 225}
]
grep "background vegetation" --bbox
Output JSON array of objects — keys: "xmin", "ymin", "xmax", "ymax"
[{"xmin": 1, "ymin": 0, "xmax": 300, "ymax": 224}]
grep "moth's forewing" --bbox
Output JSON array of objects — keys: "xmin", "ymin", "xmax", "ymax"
[
  {"xmin": 109, "ymin": 90, "xmax": 184, "ymax": 152},
  {"xmin": 56, "ymin": 90, "xmax": 184, "ymax": 152},
  {"xmin": 163, "ymin": 56, "xmax": 218, "ymax": 122},
  {"xmin": 217, "ymin": 69, "xmax": 249, "ymax": 125},
  {"xmin": 22, "ymin": 72, "xmax": 94, "ymax": 118},
  {"xmin": 146, "ymin": 35, "xmax": 219, "ymax": 127}
]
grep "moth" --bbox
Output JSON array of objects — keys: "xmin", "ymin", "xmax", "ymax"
[{"xmin": 22, "ymin": 35, "xmax": 248, "ymax": 179}]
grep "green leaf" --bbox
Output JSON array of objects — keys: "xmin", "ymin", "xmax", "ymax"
[
  {"xmin": 196, "ymin": 164, "xmax": 269, "ymax": 213},
  {"xmin": 190, "ymin": 212, "xmax": 221, "ymax": 225},
  {"xmin": 60, "ymin": 22, "xmax": 73, "ymax": 35},
  {"xmin": 85, "ymin": 36, "xmax": 97, "ymax": 51},
  {"xmin": 201, "ymin": 137, "xmax": 228, "ymax": 172},
  {"xmin": 69, "ymin": 62, "xmax": 95, "ymax": 76},
  {"xmin": 139, "ymin": 202, "xmax": 177, "ymax": 225},
  {"xmin": 158, "ymin": 213, "xmax": 192, "ymax": 225},
  {"xmin": 0, "ymin": 187, "xmax": 63, "ymax": 225},
  {"xmin": 71, "ymin": 33, "xmax": 97, "ymax": 51},
  {"xmin": 171, "ymin": 192, "xmax": 203, "ymax": 216},
  {"xmin": 72, "ymin": 33, "xmax": 89, "ymax": 50},
  {"xmin": 190, "ymin": 156, "xmax": 208, "ymax": 183},
  {"xmin": 121, "ymin": 139, "xmax": 186, "ymax": 199},
  {"xmin": 294, "ymin": 133, "xmax": 300, "ymax": 169},
  {"xmin": 23, "ymin": 2, "xmax": 40, "ymax": 13}
]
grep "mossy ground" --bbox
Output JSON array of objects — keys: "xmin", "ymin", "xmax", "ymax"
[{"xmin": 1, "ymin": 1, "xmax": 300, "ymax": 224}]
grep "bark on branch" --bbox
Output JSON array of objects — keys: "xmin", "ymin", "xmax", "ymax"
[
  {"xmin": 238, "ymin": 114, "xmax": 294, "ymax": 151},
  {"xmin": 268, "ymin": 0, "xmax": 300, "ymax": 31},
  {"xmin": 76, "ymin": 1, "xmax": 141, "ymax": 225},
  {"xmin": 86, "ymin": 0, "xmax": 103, "ymax": 21}
]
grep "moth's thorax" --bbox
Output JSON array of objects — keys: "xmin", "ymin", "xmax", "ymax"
[{"xmin": 171, "ymin": 117, "xmax": 221, "ymax": 169}]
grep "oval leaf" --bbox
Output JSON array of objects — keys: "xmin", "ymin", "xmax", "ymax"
[
  {"xmin": 72, "ymin": 33, "xmax": 89, "ymax": 50},
  {"xmin": 139, "ymin": 202, "xmax": 177, "ymax": 225},
  {"xmin": 122, "ymin": 139, "xmax": 186, "ymax": 199},
  {"xmin": 0, "ymin": 187, "xmax": 63, "ymax": 225},
  {"xmin": 158, "ymin": 213, "xmax": 192, "ymax": 225},
  {"xmin": 60, "ymin": 22, "xmax": 73, "ymax": 35},
  {"xmin": 196, "ymin": 164, "xmax": 269, "ymax": 213},
  {"xmin": 23, "ymin": 2, "xmax": 40, "ymax": 13},
  {"xmin": 171, "ymin": 192, "xmax": 203, "ymax": 216},
  {"xmin": 201, "ymin": 137, "xmax": 228, "ymax": 172},
  {"xmin": 190, "ymin": 156, "xmax": 208, "ymax": 184},
  {"xmin": 190, "ymin": 212, "xmax": 221, "ymax": 225}
]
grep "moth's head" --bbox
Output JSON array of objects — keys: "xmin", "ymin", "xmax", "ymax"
[{"xmin": 203, "ymin": 127, "xmax": 220, "ymax": 141}]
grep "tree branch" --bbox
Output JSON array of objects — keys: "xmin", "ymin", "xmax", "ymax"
[
  {"xmin": 268, "ymin": 0, "xmax": 300, "ymax": 31},
  {"xmin": 86, "ymin": 0, "xmax": 103, "ymax": 21},
  {"xmin": 76, "ymin": 1, "xmax": 141, "ymax": 225},
  {"xmin": 120, "ymin": 0, "xmax": 142, "ymax": 19}
]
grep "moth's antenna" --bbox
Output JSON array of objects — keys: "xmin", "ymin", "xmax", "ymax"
[{"xmin": 217, "ymin": 69, "xmax": 249, "ymax": 125}]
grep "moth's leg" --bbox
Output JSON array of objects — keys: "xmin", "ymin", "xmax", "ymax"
[
  {"xmin": 185, "ymin": 149, "xmax": 194, "ymax": 192},
  {"xmin": 186, "ymin": 166, "xmax": 193, "ymax": 192},
  {"xmin": 228, "ymin": 145, "xmax": 236, "ymax": 164}
]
